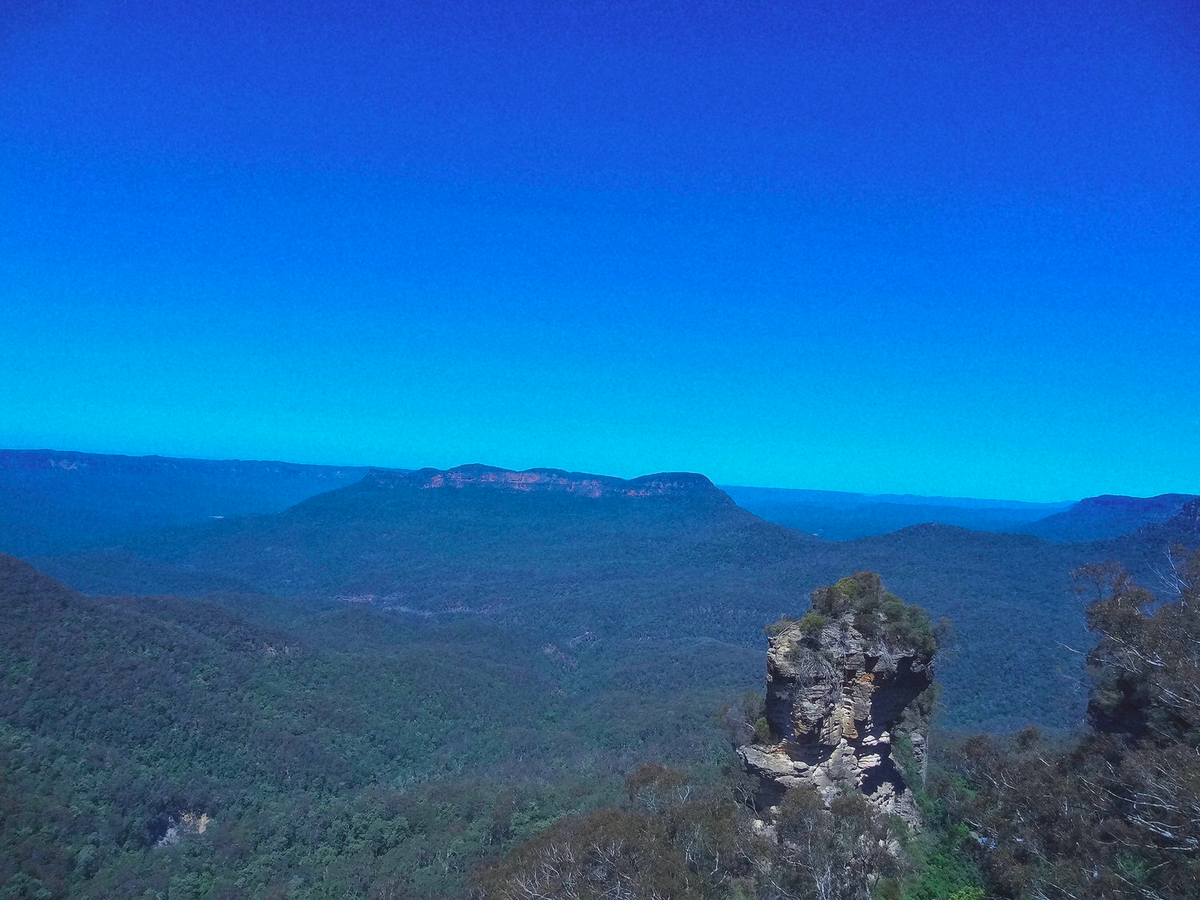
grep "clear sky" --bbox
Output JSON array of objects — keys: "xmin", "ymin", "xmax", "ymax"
[{"xmin": 2, "ymin": 0, "xmax": 1198, "ymax": 501}]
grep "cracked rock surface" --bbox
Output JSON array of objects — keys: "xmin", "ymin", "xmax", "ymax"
[{"xmin": 738, "ymin": 573, "xmax": 937, "ymax": 825}]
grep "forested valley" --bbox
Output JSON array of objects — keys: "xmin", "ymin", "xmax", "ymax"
[{"xmin": 2, "ymin": 460, "xmax": 1198, "ymax": 898}]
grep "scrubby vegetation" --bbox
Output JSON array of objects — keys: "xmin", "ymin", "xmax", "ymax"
[
  {"xmin": 764, "ymin": 616, "xmax": 799, "ymax": 637},
  {"xmin": 797, "ymin": 610, "xmax": 828, "ymax": 634},
  {"xmin": 473, "ymin": 764, "xmax": 907, "ymax": 900},
  {"xmin": 810, "ymin": 571, "xmax": 940, "ymax": 656},
  {"xmin": 925, "ymin": 546, "xmax": 1200, "ymax": 898}
]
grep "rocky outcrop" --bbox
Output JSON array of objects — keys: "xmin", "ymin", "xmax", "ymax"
[
  {"xmin": 154, "ymin": 811, "xmax": 212, "ymax": 848},
  {"xmin": 739, "ymin": 572, "xmax": 937, "ymax": 825}
]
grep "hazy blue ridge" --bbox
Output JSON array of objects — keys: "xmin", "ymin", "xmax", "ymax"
[{"xmin": 0, "ymin": 449, "xmax": 406, "ymax": 556}]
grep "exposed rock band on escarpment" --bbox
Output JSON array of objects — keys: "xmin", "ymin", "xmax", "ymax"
[{"xmin": 361, "ymin": 464, "xmax": 727, "ymax": 501}]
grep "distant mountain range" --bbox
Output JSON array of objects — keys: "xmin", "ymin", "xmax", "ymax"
[
  {"xmin": 1019, "ymin": 493, "xmax": 1199, "ymax": 542},
  {"xmin": 0, "ymin": 449, "xmax": 396, "ymax": 555},
  {"xmin": 3, "ymin": 450, "xmax": 1198, "ymax": 735},
  {"xmin": 723, "ymin": 484, "xmax": 1197, "ymax": 542},
  {"xmin": 4, "ymin": 448, "xmax": 1192, "ymax": 554},
  {"xmin": 722, "ymin": 485, "xmax": 1072, "ymax": 540}
]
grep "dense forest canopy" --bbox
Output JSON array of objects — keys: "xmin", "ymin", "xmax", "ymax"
[{"xmin": 1, "ymin": 465, "xmax": 1197, "ymax": 898}]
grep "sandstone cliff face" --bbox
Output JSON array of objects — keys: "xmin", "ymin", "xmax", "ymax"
[
  {"xmin": 739, "ymin": 573, "xmax": 937, "ymax": 824},
  {"xmin": 363, "ymin": 464, "xmax": 726, "ymax": 502}
]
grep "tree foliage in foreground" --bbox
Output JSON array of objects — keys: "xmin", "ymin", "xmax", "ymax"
[
  {"xmin": 472, "ymin": 763, "xmax": 911, "ymax": 900},
  {"xmin": 935, "ymin": 546, "xmax": 1200, "ymax": 898}
]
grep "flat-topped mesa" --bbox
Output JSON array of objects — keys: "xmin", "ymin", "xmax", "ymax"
[
  {"xmin": 739, "ymin": 572, "xmax": 938, "ymax": 825},
  {"xmin": 361, "ymin": 464, "xmax": 727, "ymax": 502}
]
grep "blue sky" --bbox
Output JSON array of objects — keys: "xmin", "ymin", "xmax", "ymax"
[{"xmin": 2, "ymin": 0, "xmax": 1198, "ymax": 500}]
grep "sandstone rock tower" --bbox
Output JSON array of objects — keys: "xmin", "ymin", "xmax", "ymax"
[{"xmin": 738, "ymin": 572, "xmax": 938, "ymax": 824}]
